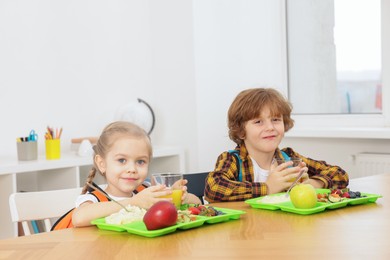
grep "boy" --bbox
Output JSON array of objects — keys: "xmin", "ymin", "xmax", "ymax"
[{"xmin": 204, "ymin": 88, "xmax": 349, "ymax": 202}]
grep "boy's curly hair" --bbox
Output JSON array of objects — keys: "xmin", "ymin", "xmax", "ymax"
[{"xmin": 228, "ymin": 88, "xmax": 294, "ymax": 145}]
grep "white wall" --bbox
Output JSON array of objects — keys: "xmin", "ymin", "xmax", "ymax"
[
  {"xmin": 193, "ymin": 0, "xmax": 287, "ymax": 171},
  {"xmin": 0, "ymin": 0, "xmax": 199, "ymax": 171}
]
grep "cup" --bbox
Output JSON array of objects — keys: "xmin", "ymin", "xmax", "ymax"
[
  {"xmin": 275, "ymin": 157, "xmax": 302, "ymax": 167},
  {"xmin": 151, "ymin": 173, "xmax": 183, "ymax": 209},
  {"xmin": 275, "ymin": 157, "xmax": 303, "ymax": 182},
  {"xmin": 16, "ymin": 141, "xmax": 38, "ymax": 161},
  {"xmin": 45, "ymin": 139, "xmax": 61, "ymax": 160}
]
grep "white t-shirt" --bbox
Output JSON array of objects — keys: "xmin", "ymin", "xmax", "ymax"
[
  {"xmin": 75, "ymin": 184, "xmax": 133, "ymax": 208},
  {"xmin": 250, "ymin": 157, "xmax": 269, "ymax": 182}
]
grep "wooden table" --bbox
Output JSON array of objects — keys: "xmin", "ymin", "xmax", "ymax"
[{"xmin": 1, "ymin": 174, "xmax": 389, "ymax": 259}]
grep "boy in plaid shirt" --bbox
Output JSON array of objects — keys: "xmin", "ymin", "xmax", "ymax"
[{"xmin": 205, "ymin": 88, "xmax": 349, "ymax": 202}]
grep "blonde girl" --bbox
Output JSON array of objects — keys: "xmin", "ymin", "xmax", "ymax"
[{"xmin": 72, "ymin": 121, "xmax": 200, "ymax": 227}]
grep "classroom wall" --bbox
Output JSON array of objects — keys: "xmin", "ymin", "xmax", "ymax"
[
  {"xmin": 193, "ymin": 0, "xmax": 287, "ymax": 172},
  {"xmin": 1, "ymin": 0, "xmax": 389, "ymax": 177},
  {"xmin": 0, "ymin": 0, "xmax": 199, "ymax": 171}
]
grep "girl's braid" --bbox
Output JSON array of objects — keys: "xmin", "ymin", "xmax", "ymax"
[{"xmin": 81, "ymin": 167, "xmax": 97, "ymax": 194}]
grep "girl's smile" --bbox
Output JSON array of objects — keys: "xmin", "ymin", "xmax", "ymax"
[{"xmin": 121, "ymin": 176, "xmax": 138, "ymax": 181}]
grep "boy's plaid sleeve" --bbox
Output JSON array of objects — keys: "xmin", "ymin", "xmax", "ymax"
[{"xmin": 204, "ymin": 152, "xmax": 268, "ymax": 202}]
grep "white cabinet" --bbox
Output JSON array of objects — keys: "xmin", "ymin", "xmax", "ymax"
[{"xmin": 0, "ymin": 146, "xmax": 185, "ymax": 239}]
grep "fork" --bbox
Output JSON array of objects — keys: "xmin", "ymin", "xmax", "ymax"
[
  {"xmin": 285, "ymin": 168, "xmax": 307, "ymax": 198},
  {"xmin": 85, "ymin": 182, "xmax": 130, "ymax": 212}
]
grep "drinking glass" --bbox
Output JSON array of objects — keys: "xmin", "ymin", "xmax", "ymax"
[
  {"xmin": 275, "ymin": 158, "xmax": 303, "ymax": 182},
  {"xmin": 151, "ymin": 173, "xmax": 183, "ymax": 209},
  {"xmin": 275, "ymin": 157, "xmax": 302, "ymax": 167}
]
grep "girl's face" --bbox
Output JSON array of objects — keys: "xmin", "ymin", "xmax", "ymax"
[
  {"xmin": 95, "ymin": 136, "xmax": 150, "ymax": 197},
  {"xmin": 243, "ymin": 106, "xmax": 285, "ymax": 155}
]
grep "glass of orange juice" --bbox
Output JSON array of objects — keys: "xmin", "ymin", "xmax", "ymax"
[{"xmin": 151, "ymin": 173, "xmax": 183, "ymax": 209}]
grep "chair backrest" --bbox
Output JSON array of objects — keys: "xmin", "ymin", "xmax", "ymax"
[
  {"xmin": 9, "ymin": 187, "xmax": 83, "ymax": 236},
  {"xmin": 183, "ymin": 172, "xmax": 209, "ymax": 204}
]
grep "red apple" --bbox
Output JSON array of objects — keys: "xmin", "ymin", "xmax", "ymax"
[{"xmin": 143, "ymin": 201, "xmax": 178, "ymax": 230}]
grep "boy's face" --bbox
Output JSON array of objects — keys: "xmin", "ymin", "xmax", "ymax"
[
  {"xmin": 243, "ymin": 106, "xmax": 285, "ymax": 155},
  {"xmin": 95, "ymin": 136, "xmax": 150, "ymax": 197}
]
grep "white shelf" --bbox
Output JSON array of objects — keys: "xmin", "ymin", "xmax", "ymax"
[
  {"xmin": 0, "ymin": 146, "xmax": 185, "ymax": 239},
  {"xmin": 0, "ymin": 154, "xmax": 91, "ymax": 175}
]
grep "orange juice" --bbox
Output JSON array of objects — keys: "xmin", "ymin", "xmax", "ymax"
[{"xmin": 160, "ymin": 189, "xmax": 183, "ymax": 209}]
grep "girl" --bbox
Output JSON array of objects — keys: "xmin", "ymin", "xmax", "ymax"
[
  {"xmin": 204, "ymin": 88, "xmax": 349, "ymax": 202},
  {"xmin": 72, "ymin": 121, "xmax": 200, "ymax": 227}
]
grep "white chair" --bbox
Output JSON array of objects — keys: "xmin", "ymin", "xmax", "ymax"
[{"xmin": 9, "ymin": 187, "xmax": 82, "ymax": 236}]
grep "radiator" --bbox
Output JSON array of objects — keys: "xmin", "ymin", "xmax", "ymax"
[{"xmin": 355, "ymin": 153, "xmax": 390, "ymax": 178}]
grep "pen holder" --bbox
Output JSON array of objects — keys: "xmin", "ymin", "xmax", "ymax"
[
  {"xmin": 45, "ymin": 139, "xmax": 61, "ymax": 160},
  {"xmin": 16, "ymin": 141, "xmax": 38, "ymax": 161}
]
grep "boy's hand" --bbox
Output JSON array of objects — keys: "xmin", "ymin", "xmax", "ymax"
[{"xmin": 266, "ymin": 161, "xmax": 308, "ymax": 194}]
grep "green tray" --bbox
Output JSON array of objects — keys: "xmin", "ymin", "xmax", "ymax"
[
  {"xmin": 245, "ymin": 189, "xmax": 382, "ymax": 215},
  {"xmin": 91, "ymin": 207, "xmax": 246, "ymax": 238},
  {"xmin": 201, "ymin": 207, "xmax": 245, "ymax": 224}
]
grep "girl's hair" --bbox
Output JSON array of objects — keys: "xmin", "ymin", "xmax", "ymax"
[
  {"xmin": 228, "ymin": 88, "xmax": 294, "ymax": 145},
  {"xmin": 81, "ymin": 121, "xmax": 152, "ymax": 194}
]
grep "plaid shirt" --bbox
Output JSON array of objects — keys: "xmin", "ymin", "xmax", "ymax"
[{"xmin": 204, "ymin": 145, "xmax": 349, "ymax": 202}]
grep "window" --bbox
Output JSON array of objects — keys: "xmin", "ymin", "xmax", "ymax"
[
  {"xmin": 334, "ymin": 0, "xmax": 381, "ymax": 114},
  {"xmin": 286, "ymin": 0, "xmax": 384, "ymax": 125}
]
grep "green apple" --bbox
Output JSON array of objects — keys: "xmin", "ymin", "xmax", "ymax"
[{"xmin": 290, "ymin": 184, "xmax": 317, "ymax": 209}]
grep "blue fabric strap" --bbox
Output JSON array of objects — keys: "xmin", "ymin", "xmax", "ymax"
[
  {"xmin": 228, "ymin": 150, "xmax": 243, "ymax": 182},
  {"xmin": 281, "ymin": 150, "xmax": 290, "ymax": 161}
]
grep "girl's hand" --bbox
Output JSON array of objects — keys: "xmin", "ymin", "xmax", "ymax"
[
  {"xmin": 266, "ymin": 160, "xmax": 308, "ymax": 194},
  {"xmin": 175, "ymin": 178, "xmax": 202, "ymax": 205},
  {"xmin": 172, "ymin": 178, "xmax": 189, "ymax": 204},
  {"xmin": 180, "ymin": 179, "xmax": 189, "ymax": 204},
  {"xmin": 130, "ymin": 184, "xmax": 173, "ymax": 209}
]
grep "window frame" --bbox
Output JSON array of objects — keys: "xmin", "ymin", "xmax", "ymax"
[{"xmin": 281, "ymin": 0, "xmax": 390, "ymax": 136}]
